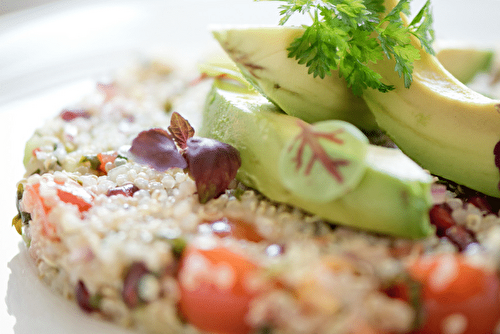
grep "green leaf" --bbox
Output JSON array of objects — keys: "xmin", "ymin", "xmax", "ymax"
[
  {"xmin": 12, "ymin": 215, "xmax": 23, "ymax": 235},
  {"xmin": 279, "ymin": 120, "xmax": 369, "ymax": 202},
  {"xmin": 260, "ymin": 0, "xmax": 435, "ymax": 94},
  {"xmin": 409, "ymin": 0, "xmax": 435, "ymax": 55}
]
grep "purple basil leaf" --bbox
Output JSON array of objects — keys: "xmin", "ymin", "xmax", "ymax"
[
  {"xmin": 168, "ymin": 112, "xmax": 195, "ymax": 150},
  {"xmin": 129, "ymin": 128, "xmax": 187, "ymax": 171},
  {"xmin": 185, "ymin": 137, "xmax": 241, "ymax": 204}
]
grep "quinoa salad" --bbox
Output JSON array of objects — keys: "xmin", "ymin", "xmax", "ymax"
[
  {"xmin": 10, "ymin": 4, "xmax": 500, "ymax": 334},
  {"xmin": 10, "ymin": 55, "xmax": 500, "ymax": 334}
]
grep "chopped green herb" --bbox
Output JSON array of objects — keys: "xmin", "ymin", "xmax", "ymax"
[
  {"xmin": 12, "ymin": 215, "xmax": 23, "ymax": 235},
  {"xmin": 80, "ymin": 155, "xmax": 101, "ymax": 170},
  {"xmin": 21, "ymin": 212, "xmax": 31, "ymax": 224},
  {"xmin": 13, "ymin": 183, "xmax": 28, "ymax": 235},
  {"xmin": 259, "ymin": 0, "xmax": 434, "ymax": 95},
  {"xmin": 168, "ymin": 237, "xmax": 187, "ymax": 259},
  {"xmin": 257, "ymin": 326, "xmax": 274, "ymax": 334},
  {"xmin": 89, "ymin": 293, "xmax": 103, "ymax": 310},
  {"xmin": 15, "ymin": 183, "xmax": 24, "ymax": 211},
  {"xmin": 164, "ymin": 99, "xmax": 173, "ymax": 113},
  {"xmin": 231, "ymin": 186, "xmax": 247, "ymax": 200}
]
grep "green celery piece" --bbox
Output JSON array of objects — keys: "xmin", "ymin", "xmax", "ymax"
[{"xmin": 200, "ymin": 79, "xmax": 434, "ymax": 239}]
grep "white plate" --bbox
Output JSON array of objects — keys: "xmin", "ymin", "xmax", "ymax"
[{"xmin": 0, "ymin": 1, "xmax": 499, "ymax": 333}]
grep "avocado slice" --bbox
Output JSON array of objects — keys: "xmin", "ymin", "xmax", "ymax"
[
  {"xmin": 211, "ymin": 26, "xmax": 496, "ymax": 133},
  {"xmin": 435, "ymin": 41, "xmax": 494, "ymax": 84},
  {"xmin": 200, "ymin": 79, "xmax": 434, "ymax": 239},
  {"xmin": 358, "ymin": 0, "xmax": 500, "ymax": 198},
  {"xmin": 211, "ymin": 25, "xmax": 378, "ymax": 131}
]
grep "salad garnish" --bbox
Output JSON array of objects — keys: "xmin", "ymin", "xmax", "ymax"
[
  {"xmin": 168, "ymin": 111, "xmax": 196, "ymax": 149},
  {"xmin": 129, "ymin": 112, "xmax": 241, "ymax": 203},
  {"xmin": 279, "ymin": 119, "xmax": 369, "ymax": 202}
]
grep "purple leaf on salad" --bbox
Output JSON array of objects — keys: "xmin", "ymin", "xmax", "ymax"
[
  {"xmin": 168, "ymin": 111, "xmax": 195, "ymax": 150},
  {"xmin": 129, "ymin": 128, "xmax": 187, "ymax": 171},
  {"xmin": 185, "ymin": 137, "xmax": 241, "ymax": 204}
]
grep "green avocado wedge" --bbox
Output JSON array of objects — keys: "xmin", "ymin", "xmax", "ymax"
[
  {"xmin": 211, "ymin": 25, "xmax": 495, "ymax": 133},
  {"xmin": 200, "ymin": 79, "xmax": 434, "ymax": 239},
  {"xmin": 360, "ymin": 0, "xmax": 500, "ymax": 198},
  {"xmin": 211, "ymin": 26, "xmax": 378, "ymax": 132},
  {"xmin": 435, "ymin": 41, "xmax": 494, "ymax": 85}
]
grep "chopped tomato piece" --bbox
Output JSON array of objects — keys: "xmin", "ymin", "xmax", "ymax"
[
  {"xmin": 204, "ymin": 217, "xmax": 263, "ymax": 242},
  {"xmin": 31, "ymin": 147, "xmax": 42, "ymax": 157},
  {"xmin": 408, "ymin": 254, "xmax": 500, "ymax": 334},
  {"xmin": 97, "ymin": 151, "xmax": 118, "ymax": 174},
  {"xmin": 55, "ymin": 186, "xmax": 93, "ymax": 212},
  {"xmin": 36, "ymin": 177, "xmax": 93, "ymax": 213},
  {"xmin": 21, "ymin": 176, "xmax": 93, "ymax": 238},
  {"xmin": 178, "ymin": 241, "xmax": 260, "ymax": 334},
  {"xmin": 23, "ymin": 183, "xmax": 56, "ymax": 239}
]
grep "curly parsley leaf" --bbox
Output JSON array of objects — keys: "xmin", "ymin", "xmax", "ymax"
[{"xmin": 258, "ymin": 0, "xmax": 435, "ymax": 95}]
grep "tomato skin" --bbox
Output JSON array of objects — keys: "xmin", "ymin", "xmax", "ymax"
[
  {"xmin": 178, "ymin": 242, "xmax": 259, "ymax": 334},
  {"xmin": 408, "ymin": 254, "xmax": 500, "ymax": 334}
]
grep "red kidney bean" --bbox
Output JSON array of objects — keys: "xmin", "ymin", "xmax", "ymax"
[
  {"xmin": 429, "ymin": 204, "xmax": 478, "ymax": 251},
  {"xmin": 106, "ymin": 183, "xmax": 139, "ymax": 197},
  {"xmin": 76, "ymin": 280, "xmax": 98, "ymax": 313},
  {"xmin": 60, "ymin": 109, "xmax": 91, "ymax": 121},
  {"xmin": 122, "ymin": 262, "xmax": 150, "ymax": 309}
]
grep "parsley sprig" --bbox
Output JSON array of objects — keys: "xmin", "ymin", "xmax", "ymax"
[{"xmin": 260, "ymin": 0, "xmax": 435, "ymax": 95}]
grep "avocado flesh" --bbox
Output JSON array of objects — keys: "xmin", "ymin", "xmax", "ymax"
[
  {"xmin": 201, "ymin": 79, "xmax": 434, "ymax": 239},
  {"xmin": 435, "ymin": 42, "xmax": 494, "ymax": 84},
  {"xmin": 359, "ymin": 0, "xmax": 500, "ymax": 198},
  {"xmin": 211, "ymin": 26, "xmax": 378, "ymax": 131},
  {"xmin": 211, "ymin": 26, "xmax": 495, "ymax": 133}
]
